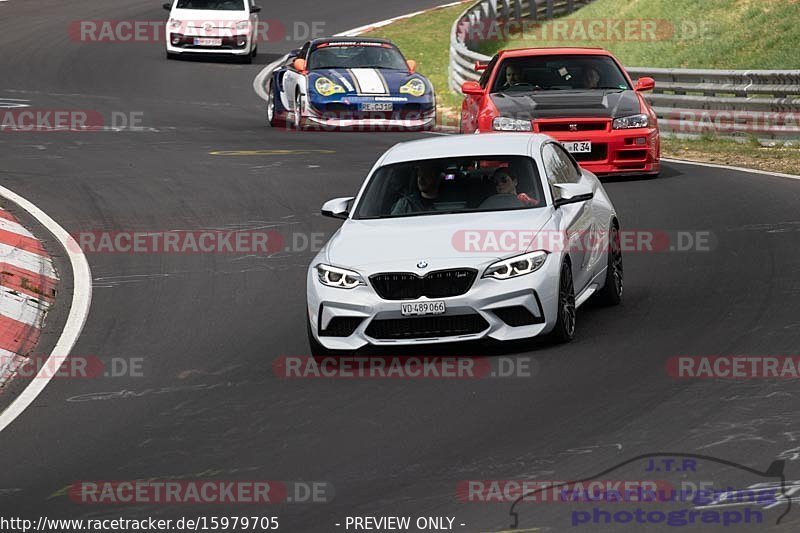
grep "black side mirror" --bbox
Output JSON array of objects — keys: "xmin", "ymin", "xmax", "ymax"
[
  {"xmin": 554, "ymin": 193, "xmax": 593, "ymax": 208},
  {"xmin": 251, "ymin": 5, "xmax": 262, "ymax": 13},
  {"xmin": 162, "ymin": 2, "xmax": 172, "ymax": 10}
]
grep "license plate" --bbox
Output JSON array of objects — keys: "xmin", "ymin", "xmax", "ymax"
[
  {"xmin": 362, "ymin": 103, "xmax": 393, "ymax": 112},
  {"xmin": 563, "ymin": 141, "xmax": 592, "ymax": 153},
  {"xmin": 401, "ymin": 301, "xmax": 446, "ymax": 316},
  {"xmin": 194, "ymin": 37, "xmax": 222, "ymax": 46}
]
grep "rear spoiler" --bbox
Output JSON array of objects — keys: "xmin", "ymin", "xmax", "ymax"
[{"xmin": 474, "ymin": 61, "xmax": 488, "ymax": 72}]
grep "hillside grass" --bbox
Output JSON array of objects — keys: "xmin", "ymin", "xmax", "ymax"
[
  {"xmin": 477, "ymin": 0, "xmax": 800, "ymax": 69},
  {"xmin": 366, "ymin": 0, "xmax": 800, "ymax": 174},
  {"xmin": 367, "ymin": 3, "xmax": 469, "ymax": 115}
]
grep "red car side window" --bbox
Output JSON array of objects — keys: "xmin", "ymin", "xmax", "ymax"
[{"xmin": 479, "ymin": 57, "xmax": 498, "ymax": 89}]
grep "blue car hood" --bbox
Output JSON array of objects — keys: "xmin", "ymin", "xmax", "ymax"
[{"xmin": 309, "ymin": 68, "xmax": 432, "ymax": 99}]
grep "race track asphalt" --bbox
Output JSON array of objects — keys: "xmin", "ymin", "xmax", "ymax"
[{"xmin": 0, "ymin": 1, "xmax": 799, "ymax": 531}]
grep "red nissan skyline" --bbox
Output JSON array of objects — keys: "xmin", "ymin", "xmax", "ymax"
[{"xmin": 460, "ymin": 47, "xmax": 660, "ymax": 178}]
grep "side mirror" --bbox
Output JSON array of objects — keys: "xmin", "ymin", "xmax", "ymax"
[
  {"xmin": 461, "ymin": 81, "xmax": 484, "ymax": 96},
  {"xmin": 251, "ymin": 5, "xmax": 262, "ymax": 13},
  {"xmin": 474, "ymin": 61, "xmax": 488, "ymax": 72},
  {"xmin": 321, "ymin": 197, "xmax": 354, "ymax": 220},
  {"xmin": 406, "ymin": 60, "xmax": 417, "ymax": 73},
  {"xmin": 293, "ymin": 58, "xmax": 307, "ymax": 73},
  {"xmin": 553, "ymin": 183, "xmax": 594, "ymax": 208},
  {"xmin": 162, "ymin": 2, "xmax": 172, "ymax": 10},
  {"xmin": 635, "ymin": 77, "xmax": 655, "ymax": 92}
]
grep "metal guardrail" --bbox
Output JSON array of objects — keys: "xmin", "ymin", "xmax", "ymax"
[
  {"xmin": 449, "ymin": 0, "xmax": 593, "ymax": 92},
  {"xmin": 449, "ymin": 0, "xmax": 800, "ymax": 139}
]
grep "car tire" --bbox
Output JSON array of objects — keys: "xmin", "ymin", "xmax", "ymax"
[
  {"xmin": 594, "ymin": 222, "xmax": 624, "ymax": 306},
  {"xmin": 266, "ymin": 81, "xmax": 281, "ymax": 127},
  {"xmin": 239, "ymin": 53, "xmax": 252, "ymax": 64},
  {"xmin": 306, "ymin": 316, "xmax": 335, "ymax": 357},
  {"xmin": 550, "ymin": 261, "xmax": 576, "ymax": 343},
  {"xmin": 293, "ymin": 93, "xmax": 305, "ymax": 130},
  {"xmin": 251, "ymin": 44, "xmax": 258, "ymax": 58},
  {"xmin": 166, "ymin": 51, "xmax": 178, "ymax": 60}
]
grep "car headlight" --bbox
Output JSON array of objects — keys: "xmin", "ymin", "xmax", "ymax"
[
  {"xmin": 234, "ymin": 20, "xmax": 250, "ymax": 31},
  {"xmin": 483, "ymin": 251, "xmax": 548, "ymax": 280},
  {"xmin": 400, "ymin": 78, "xmax": 426, "ymax": 97},
  {"xmin": 168, "ymin": 18, "xmax": 183, "ymax": 30},
  {"xmin": 492, "ymin": 117, "xmax": 533, "ymax": 132},
  {"xmin": 315, "ymin": 77, "xmax": 345, "ymax": 97},
  {"xmin": 612, "ymin": 113, "xmax": 650, "ymax": 129},
  {"xmin": 316, "ymin": 264, "xmax": 365, "ymax": 289}
]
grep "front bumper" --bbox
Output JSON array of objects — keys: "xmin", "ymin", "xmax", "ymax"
[
  {"xmin": 166, "ymin": 33, "xmax": 251, "ymax": 55},
  {"xmin": 304, "ymin": 115, "xmax": 436, "ymax": 131},
  {"xmin": 306, "ymin": 258, "xmax": 561, "ymax": 351},
  {"xmin": 542, "ymin": 126, "xmax": 661, "ymax": 176},
  {"xmin": 304, "ymin": 97, "xmax": 436, "ymax": 131}
]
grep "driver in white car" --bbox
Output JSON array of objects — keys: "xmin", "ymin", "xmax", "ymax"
[{"xmin": 390, "ymin": 165, "xmax": 442, "ymax": 215}]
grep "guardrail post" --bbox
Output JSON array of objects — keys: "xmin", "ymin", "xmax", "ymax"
[{"xmin": 515, "ymin": 0, "xmax": 525, "ymax": 20}]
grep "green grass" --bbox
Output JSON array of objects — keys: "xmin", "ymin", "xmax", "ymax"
[
  {"xmin": 663, "ymin": 137, "xmax": 800, "ymax": 175},
  {"xmin": 367, "ymin": 3, "xmax": 469, "ymax": 114},
  {"xmin": 365, "ymin": 0, "xmax": 800, "ymax": 175},
  {"xmin": 366, "ymin": 0, "xmax": 800, "ymax": 108},
  {"xmin": 477, "ymin": 0, "xmax": 800, "ymax": 68}
]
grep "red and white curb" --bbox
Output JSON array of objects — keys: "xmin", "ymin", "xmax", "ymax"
[
  {"xmin": 0, "ymin": 185, "xmax": 92, "ymax": 434},
  {"xmin": 0, "ymin": 208, "xmax": 58, "ymax": 389}
]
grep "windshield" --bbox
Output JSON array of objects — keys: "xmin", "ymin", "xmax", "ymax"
[
  {"xmin": 354, "ymin": 156, "xmax": 546, "ymax": 220},
  {"xmin": 492, "ymin": 55, "xmax": 630, "ymax": 93},
  {"xmin": 175, "ymin": 0, "xmax": 245, "ymax": 10},
  {"xmin": 308, "ymin": 42, "xmax": 408, "ymax": 70}
]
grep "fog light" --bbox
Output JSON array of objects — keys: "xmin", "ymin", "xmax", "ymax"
[
  {"xmin": 237, "ymin": 36, "xmax": 247, "ymax": 47},
  {"xmin": 171, "ymin": 36, "xmax": 181, "ymax": 45},
  {"xmin": 635, "ymin": 137, "xmax": 647, "ymax": 145}
]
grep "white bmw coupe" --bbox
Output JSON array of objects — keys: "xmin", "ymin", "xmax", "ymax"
[{"xmin": 307, "ymin": 134, "xmax": 623, "ymax": 355}]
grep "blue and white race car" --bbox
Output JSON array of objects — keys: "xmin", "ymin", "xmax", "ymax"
[{"xmin": 266, "ymin": 38, "xmax": 436, "ymax": 131}]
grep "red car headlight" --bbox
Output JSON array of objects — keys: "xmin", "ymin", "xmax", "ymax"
[{"xmin": 612, "ymin": 114, "xmax": 650, "ymax": 129}]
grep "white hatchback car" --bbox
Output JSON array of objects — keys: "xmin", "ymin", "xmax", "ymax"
[
  {"xmin": 306, "ymin": 134, "xmax": 624, "ymax": 355},
  {"xmin": 163, "ymin": 0, "xmax": 260, "ymax": 63}
]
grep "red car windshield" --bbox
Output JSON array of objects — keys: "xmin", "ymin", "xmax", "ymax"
[{"xmin": 492, "ymin": 55, "xmax": 630, "ymax": 93}]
